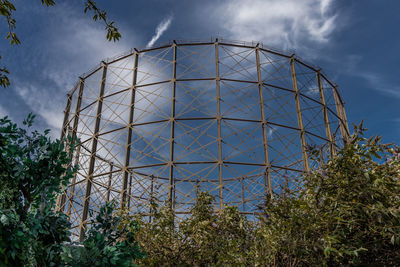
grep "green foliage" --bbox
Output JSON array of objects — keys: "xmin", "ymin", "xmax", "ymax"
[
  {"xmin": 0, "ymin": 65, "xmax": 10, "ymax": 88},
  {"xmin": 136, "ymin": 192, "xmax": 255, "ymax": 266},
  {"xmin": 2, "ymin": 114, "xmax": 399, "ymax": 266},
  {"xmin": 0, "ymin": 114, "xmax": 74, "ymax": 266},
  {"xmin": 0, "ymin": 115, "xmax": 144, "ymax": 266},
  {"xmin": 0, "ymin": 114, "xmax": 75, "ymax": 212},
  {"xmin": 135, "ymin": 200, "xmax": 184, "ymax": 266},
  {"xmin": 62, "ymin": 201, "xmax": 144, "ymax": 266},
  {"xmin": 0, "ymin": 0, "xmax": 20, "ymax": 45},
  {"xmin": 84, "ymin": 0, "xmax": 121, "ymax": 42},
  {"xmin": 135, "ymin": 124, "xmax": 400, "ymax": 266},
  {"xmin": 259, "ymin": 123, "xmax": 400, "ymax": 266}
]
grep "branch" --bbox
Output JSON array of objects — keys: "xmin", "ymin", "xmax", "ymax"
[
  {"xmin": 0, "ymin": 66, "xmax": 10, "ymax": 88},
  {"xmin": 0, "ymin": 0, "xmax": 20, "ymax": 45},
  {"xmin": 84, "ymin": 0, "xmax": 121, "ymax": 41}
]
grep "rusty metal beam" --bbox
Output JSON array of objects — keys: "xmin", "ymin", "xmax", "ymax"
[
  {"xmin": 60, "ymin": 93, "xmax": 72, "ymax": 141},
  {"xmin": 255, "ymin": 46, "xmax": 273, "ymax": 196},
  {"xmin": 56, "ymin": 93, "xmax": 72, "ymax": 211},
  {"xmin": 106, "ymin": 164, "xmax": 113, "ymax": 202},
  {"xmin": 317, "ymin": 71, "xmax": 336, "ymax": 157},
  {"xmin": 79, "ymin": 62, "xmax": 107, "ymax": 241},
  {"xmin": 168, "ymin": 42, "xmax": 177, "ymax": 207},
  {"xmin": 58, "ymin": 80, "xmax": 84, "ymax": 212},
  {"xmin": 215, "ymin": 39, "xmax": 224, "ymax": 211},
  {"xmin": 290, "ymin": 57, "xmax": 310, "ymax": 172},
  {"xmin": 149, "ymin": 175, "xmax": 154, "ymax": 223},
  {"xmin": 121, "ymin": 52, "xmax": 139, "ymax": 210},
  {"xmin": 240, "ymin": 176, "xmax": 245, "ymax": 211},
  {"xmin": 333, "ymin": 85, "xmax": 349, "ymax": 142}
]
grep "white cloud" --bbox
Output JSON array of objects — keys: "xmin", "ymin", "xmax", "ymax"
[
  {"xmin": 214, "ymin": 0, "xmax": 338, "ymax": 52},
  {"xmin": 14, "ymin": 83, "xmax": 63, "ymax": 138},
  {"xmin": 146, "ymin": 15, "xmax": 173, "ymax": 48},
  {"xmin": 13, "ymin": 2, "xmax": 139, "ymax": 138}
]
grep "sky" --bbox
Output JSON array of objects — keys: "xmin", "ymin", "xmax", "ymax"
[{"xmin": 0, "ymin": 0, "xmax": 399, "ymax": 144}]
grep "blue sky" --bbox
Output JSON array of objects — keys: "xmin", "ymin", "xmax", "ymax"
[{"xmin": 0, "ymin": 0, "xmax": 399, "ymax": 144}]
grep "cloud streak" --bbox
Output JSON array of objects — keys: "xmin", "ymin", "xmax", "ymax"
[
  {"xmin": 146, "ymin": 16, "xmax": 173, "ymax": 48},
  {"xmin": 358, "ymin": 72, "xmax": 400, "ymax": 99},
  {"xmin": 341, "ymin": 55, "xmax": 400, "ymax": 99}
]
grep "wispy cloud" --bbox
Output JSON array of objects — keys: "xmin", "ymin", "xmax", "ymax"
[
  {"xmin": 358, "ymin": 72, "xmax": 400, "ymax": 99},
  {"xmin": 14, "ymin": 84, "xmax": 62, "ymax": 138},
  {"xmin": 146, "ymin": 15, "xmax": 173, "ymax": 48},
  {"xmin": 213, "ymin": 0, "xmax": 338, "ymax": 54},
  {"xmin": 340, "ymin": 55, "xmax": 400, "ymax": 99}
]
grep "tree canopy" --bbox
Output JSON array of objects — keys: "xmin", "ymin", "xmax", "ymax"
[
  {"xmin": 0, "ymin": 115, "xmax": 143, "ymax": 266},
  {"xmin": 1, "ymin": 115, "xmax": 399, "ymax": 266},
  {"xmin": 134, "ymin": 123, "xmax": 400, "ymax": 266}
]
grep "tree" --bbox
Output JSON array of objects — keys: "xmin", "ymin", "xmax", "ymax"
[
  {"xmin": 0, "ymin": 0, "xmax": 121, "ymax": 87},
  {"xmin": 61, "ymin": 201, "xmax": 144, "ymax": 267},
  {"xmin": 258, "ymin": 123, "xmax": 400, "ymax": 266},
  {"xmin": 0, "ymin": 114, "xmax": 75, "ymax": 265},
  {"xmin": 0, "ymin": 115, "xmax": 144, "ymax": 266},
  {"xmin": 135, "ymin": 192, "xmax": 255, "ymax": 266},
  {"xmin": 134, "ymin": 124, "xmax": 400, "ymax": 266},
  {"xmin": 2, "ymin": 113, "xmax": 399, "ymax": 266}
]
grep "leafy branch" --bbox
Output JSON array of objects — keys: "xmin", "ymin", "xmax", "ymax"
[
  {"xmin": 84, "ymin": 0, "xmax": 121, "ymax": 42},
  {"xmin": 0, "ymin": 0, "xmax": 20, "ymax": 45}
]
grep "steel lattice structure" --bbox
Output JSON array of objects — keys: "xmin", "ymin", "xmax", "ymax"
[{"xmin": 56, "ymin": 39, "xmax": 349, "ymax": 240}]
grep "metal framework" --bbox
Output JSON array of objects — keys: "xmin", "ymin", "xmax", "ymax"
[{"xmin": 56, "ymin": 39, "xmax": 349, "ymax": 239}]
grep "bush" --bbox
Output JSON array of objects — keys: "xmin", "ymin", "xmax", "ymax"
[
  {"xmin": 135, "ymin": 192, "xmax": 254, "ymax": 266},
  {"xmin": 0, "ymin": 114, "xmax": 73, "ymax": 266},
  {"xmin": 61, "ymin": 201, "xmax": 144, "ymax": 266},
  {"xmin": 0, "ymin": 115, "xmax": 144, "ymax": 266},
  {"xmin": 259, "ymin": 123, "xmax": 400, "ymax": 266},
  {"xmin": 2, "ymin": 114, "xmax": 399, "ymax": 266},
  {"xmin": 135, "ymin": 123, "xmax": 400, "ymax": 266}
]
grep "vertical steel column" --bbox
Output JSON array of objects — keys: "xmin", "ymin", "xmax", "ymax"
[
  {"xmin": 333, "ymin": 85, "xmax": 349, "ymax": 142},
  {"xmin": 168, "ymin": 42, "xmax": 177, "ymax": 207},
  {"xmin": 127, "ymin": 173, "xmax": 133, "ymax": 209},
  {"xmin": 59, "ymin": 80, "xmax": 84, "ymax": 212},
  {"xmin": 66, "ymin": 80, "xmax": 85, "ymax": 215},
  {"xmin": 255, "ymin": 46, "xmax": 273, "ymax": 196},
  {"xmin": 106, "ymin": 164, "xmax": 113, "ymax": 202},
  {"xmin": 290, "ymin": 57, "xmax": 310, "ymax": 172},
  {"xmin": 67, "ymin": 143, "xmax": 83, "ymax": 216},
  {"xmin": 240, "ymin": 176, "xmax": 245, "ymax": 211},
  {"xmin": 79, "ymin": 62, "xmax": 108, "ymax": 241},
  {"xmin": 60, "ymin": 93, "xmax": 72, "ymax": 141},
  {"xmin": 317, "ymin": 72, "xmax": 336, "ymax": 157},
  {"xmin": 56, "ymin": 93, "xmax": 72, "ymax": 210},
  {"xmin": 121, "ymin": 52, "xmax": 139, "ymax": 210},
  {"xmin": 195, "ymin": 179, "xmax": 199, "ymax": 196},
  {"xmin": 215, "ymin": 39, "xmax": 223, "ymax": 210},
  {"xmin": 149, "ymin": 175, "xmax": 154, "ymax": 223},
  {"xmin": 341, "ymin": 100, "xmax": 349, "ymax": 136}
]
